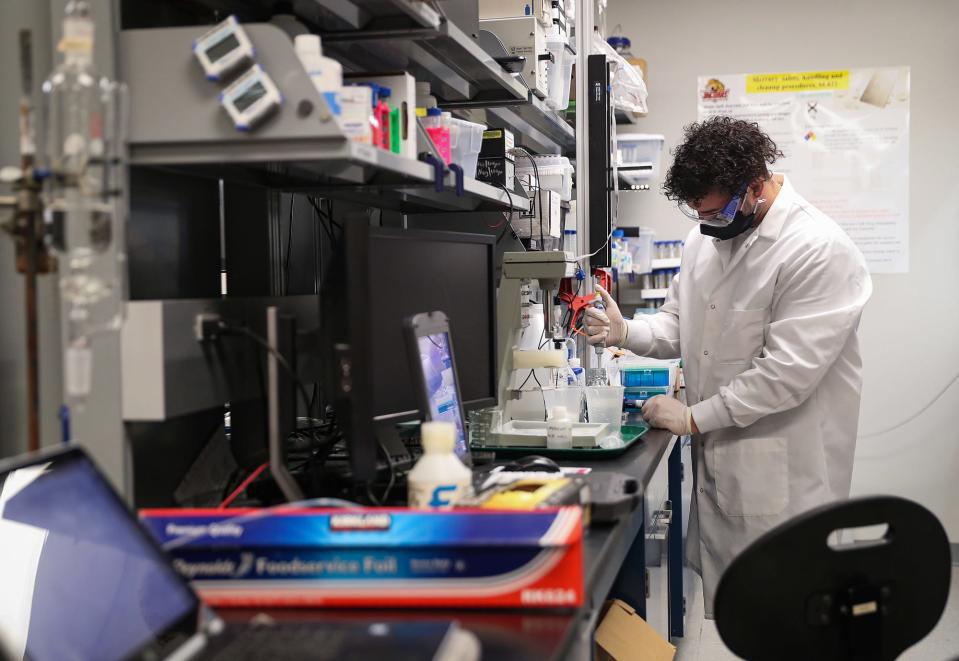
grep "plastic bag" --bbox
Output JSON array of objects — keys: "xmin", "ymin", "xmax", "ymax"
[{"xmin": 591, "ymin": 32, "xmax": 648, "ymax": 114}]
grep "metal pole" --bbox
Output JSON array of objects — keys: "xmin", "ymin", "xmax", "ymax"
[
  {"xmin": 266, "ymin": 306, "xmax": 304, "ymax": 502},
  {"xmin": 575, "ymin": 0, "xmax": 594, "ymax": 370},
  {"xmin": 23, "ymin": 196, "xmax": 40, "ymax": 452},
  {"xmin": 19, "ymin": 29, "xmax": 41, "ymax": 452}
]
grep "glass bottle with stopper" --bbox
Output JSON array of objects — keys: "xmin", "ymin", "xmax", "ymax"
[{"xmin": 43, "ymin": 0, "xmax": 127, "ymax": 404}]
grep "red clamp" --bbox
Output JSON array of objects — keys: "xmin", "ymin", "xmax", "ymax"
[{"xmin": 559, "ymin": 268, "xmax": 612, "ymax": 334}]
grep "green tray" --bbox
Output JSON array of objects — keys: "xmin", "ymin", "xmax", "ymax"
[{"xmin": 470, "ymin": 424, "xmax": 649, "ymax": 459}]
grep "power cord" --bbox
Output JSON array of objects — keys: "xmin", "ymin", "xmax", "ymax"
[
  {"xmin": 198, "ymin": 316, "xmax": 313, "ymax": 416},
  {"xmin": 366, "ymin": 438, "xmax": 397, "ymax": 506},
  {"xmin": 859, "ymin": 369, "xmax": 959, "ymax": 438},
  {"xmin": 511, "ymin": 146, "xmax": 546, "ymax": 249},
  {"xmin": 285, "ymin": 194, "xmax": 295, "ymax": 295},
  {"xmin": 494, "ymin": 181, "xmax": 521, "ymax": 244},
  {"xmin": 307, "ymin": 196, "xmax": 338, "ymax": 245}
]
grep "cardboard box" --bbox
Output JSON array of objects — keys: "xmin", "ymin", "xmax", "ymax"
[
  {"xmin": 140, "ymin": 506, "xmax": 584, "ymax": 609},
  {"xmin": 595, "ymin": 600, "xmax": 676, "ymax": 661}
]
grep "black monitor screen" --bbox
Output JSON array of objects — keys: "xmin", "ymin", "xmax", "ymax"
[{"xmin": 368, "ymin": 229, "xmax": 495, "ymax": 418}]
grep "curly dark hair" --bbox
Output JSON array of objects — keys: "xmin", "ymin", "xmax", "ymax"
[{"xmin": 662, "ymin": 116, "xmax": 783, "ymax": 204}]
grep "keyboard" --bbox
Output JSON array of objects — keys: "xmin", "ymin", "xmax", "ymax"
[
  {"xmin": 201, "ymin": 620, "xmax": 461, "ymax": 661},
  {"xmin": 205, "ymin": 623, "xmax": 347, "ymax": 660}
]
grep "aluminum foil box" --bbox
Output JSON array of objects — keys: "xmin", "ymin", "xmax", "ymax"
[{"xmin": 140, "ymin": 507, "xmax": 583, "ymax": 609}]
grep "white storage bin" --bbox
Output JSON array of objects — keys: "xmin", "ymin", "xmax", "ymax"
[
  {"xmin": 449, "ymin": 117, "xmax": 487, "ymax": 178},
  {"xmin": 516, "ymin": 154, "xmax": 574, "ymax": 201},
  {"xmin": 624, "ymin": 227, "xmax": 655, "ymax": 274},
  {"xmin": 616, "ymin": 133, "xmax": 665, "ymax": 180},
  {"xmin": 545, "ymin": 38, "xmax": 574, "ymax": 111}
]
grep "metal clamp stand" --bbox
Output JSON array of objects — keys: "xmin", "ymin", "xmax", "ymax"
[
  {"xmin": 0, "ymin": 31, "xmax": 56, "ymax": 453},
  {"xmin": 266, "ymin": 306, "xmax": 304, "ymax": 502}
]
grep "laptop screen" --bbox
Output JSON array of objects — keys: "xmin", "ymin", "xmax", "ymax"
[
  {"xmin": 0, "ymin": 449, "xmax": 200, "ymax": 661},
  {"xmin": 416, "ymin": 331, "xmax": 469, "ymax": 461}
]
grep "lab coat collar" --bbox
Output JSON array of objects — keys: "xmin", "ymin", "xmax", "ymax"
[{"xmin": 756, "ymin": 174, "xmax": 792, "ymax": 242}]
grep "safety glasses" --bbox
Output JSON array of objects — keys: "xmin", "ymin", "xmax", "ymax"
[{"xmin": 677, "ymin": 187, "xmax": 746, "ymax": 228}]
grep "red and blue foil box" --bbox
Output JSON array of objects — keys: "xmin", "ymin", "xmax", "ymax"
[{"xmin": 140, "ymin": 507, "xmax": 583, "ymax": 609}]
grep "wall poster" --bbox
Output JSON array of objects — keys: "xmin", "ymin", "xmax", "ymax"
[{"xmin": 697, "ymin": 67, "xmax": 910, "ymax": 273}]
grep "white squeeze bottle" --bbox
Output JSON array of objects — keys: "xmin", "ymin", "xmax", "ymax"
[
  {"xmin": 547, "ymin": 406, "xmax": 573, "ymax": 450},
  {"xmin": 293, "ymin": 34, "xmax": 342, "ymax": 119},
  {"xmin": 408, "ymin": 422, "xmax": 473, "ymax": 509}
]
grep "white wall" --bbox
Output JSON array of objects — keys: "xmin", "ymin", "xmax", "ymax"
[{"xmin": 609, "ymin": 0, "xmax": 959, "ymax": 540}]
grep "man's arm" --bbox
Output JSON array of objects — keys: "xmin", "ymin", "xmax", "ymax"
[
  {"xmin": 624, "ymin": 268, "xmax": 682, "ymax": 359},
  {"xmin": 691, "ymin": 239, "xmax": 872, "ymax": 433}
]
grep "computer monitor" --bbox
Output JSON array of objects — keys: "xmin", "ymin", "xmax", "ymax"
[
  {"xmin": 321, "ymin": 224, "xmax": 495, "ymax": 482},
  {"xmin": 368, "ymin": 227, "xmax": 496, "ymax": 418}
]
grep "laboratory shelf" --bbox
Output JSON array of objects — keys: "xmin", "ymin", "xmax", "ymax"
[
  {"xmin": 651, "ymin": 257, "xmax": 681, "ymax": 270},
  {"xmin": 307, "ymin": 0, "xmax": 573, "ymax": 153},
  {"xmin": 121, "ymin": 25, "xmax": 520, "ymax": 213},
  {"xmin": 482, "ymin": 94, "xmax": 576, "ymax": 154},
  {"xmin": 641, "ymin": 288, "xmax": 669, "ymax": 300},
  {"xmin": 315, "ymin": 4, "xmax": 529, "ymax": 107},
  {"xmin": 617, "ymin": 164, "xmax": 655, "ymax": 190},
  {"xmin": 305, "ymin": 0, "xmax": 442, "ymax": 32},
  {"xmin": 134, "ymin": 139, "xmax": 521, "ymax": 212},
  {"xmin": 615, "ymin": 108, "xmax": 644, "ymax": 125}
]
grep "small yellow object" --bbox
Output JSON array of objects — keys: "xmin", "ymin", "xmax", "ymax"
[{"xmin": 480, "ymin": 478, "xmax": 573, "ymax": 510}]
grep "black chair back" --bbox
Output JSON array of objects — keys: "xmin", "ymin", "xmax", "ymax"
[{"xmin": 714, "ymin": 496, "xmax": 951, "ymax": 661}]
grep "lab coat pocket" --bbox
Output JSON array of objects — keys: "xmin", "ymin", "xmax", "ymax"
[
  {"xmin": 717, "ymin": 308, "xmax": 766, "ymax": 363},
  {"xmin": 709, "ymin": 436, "xmax": 789, "ymax": 517}
]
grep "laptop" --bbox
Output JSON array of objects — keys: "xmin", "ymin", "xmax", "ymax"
[{"xmin": 0, "ymin": 446, "xmax": 479, "ymax": 661}]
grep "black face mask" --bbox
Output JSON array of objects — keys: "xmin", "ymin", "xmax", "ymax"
[{"xmin": 699, "ymin": 197, "xmax": 764, "ymax": 241}]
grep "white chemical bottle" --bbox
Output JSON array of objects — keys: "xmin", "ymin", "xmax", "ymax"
[
  {"xmin": 293, "ymin": 34, "xmax": 342, "ymax": 119},
  {"xmin": 547, "ymin": 406, "xmax": 573, "ymax": 450},
  {"xmin": 408, "ymin": 422, "xmax": 473, "ymax": 509}
]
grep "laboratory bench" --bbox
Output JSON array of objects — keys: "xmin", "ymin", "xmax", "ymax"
[{"xmin": 216, "ymin": 428, "xmax": 690, "ymax": 661}]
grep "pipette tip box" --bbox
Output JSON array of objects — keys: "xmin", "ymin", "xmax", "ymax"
[{"xmin": 140, "ymin": 506, "xmax": 583, "ymax": 609}]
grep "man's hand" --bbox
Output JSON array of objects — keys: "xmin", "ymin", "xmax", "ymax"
[
  {"xmin": 641, "ymin": 396, "xmax": 696, "ymax": 435},
  {"xmin": 583, "ymin": 286, "xmax": 628, "ymax": 346}
]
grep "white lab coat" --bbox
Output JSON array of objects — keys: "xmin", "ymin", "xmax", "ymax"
[{"xmin": 623, "ymin": 176, "xmax": 872, "ymax": 616}]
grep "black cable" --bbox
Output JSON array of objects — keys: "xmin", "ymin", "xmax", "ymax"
[
  {"xmin": 221, "ymin": 466, "xmax": 243, "ymax": 501},
  {"xmin": 307, "ymin": 197, "xmax": 336, "ymax": 244},
  {"xmin": 495, "ymin": 182, "xmax": 519, "ymax": 244},
  {"xmin": 514, "ymin": 147, "xmax": 545, "ymax": 250},
  {"xmin": 285, "ymin": 194, "xmax": 295, "ymax": 295},
  {"xmin": 537, "ymin": 326, "xmax": 549, "ymax": 349},
  {"xmin": 531, "ymin": 370, "xmax": 543, "ymax": 390},
  {"xmin": 221, "ymin": 324, "xmax": 313, "ymax": 416},
  {"xmin": 517, "ymin": 369, "xmax": 536, "ymax": 391},
  {"xmin": 530, "ymin": 369, "xmax": 547, "ymax": 418},
  {"xmin": 377, "ymin": 437, "xmax": 397, "ymax": 504}
]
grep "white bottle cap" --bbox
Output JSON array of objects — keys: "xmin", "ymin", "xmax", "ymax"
[
  {"xmin": 294, "ymin": 34, "xmax": 321, "ymax": 59},
  {"xmin": 421, "ymin": 421, "xmax": 455, "ymax": 453},
  {"xmin": 552, "ymin": 406, "xmax": 568, "ymax": 421}
]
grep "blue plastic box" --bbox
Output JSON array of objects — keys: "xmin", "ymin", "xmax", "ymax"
[
  {"xmin": 621, "ymin": 366, "xmax": 671, "ymax": 388},
  {"xmin": 623, "ymin": 385, "xmax": 672, "ymax": 406}
]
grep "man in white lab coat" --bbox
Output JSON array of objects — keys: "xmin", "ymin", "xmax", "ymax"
[{"xmin": 585, "ymin": 116, "xmax": 872, "ymax": 617}]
